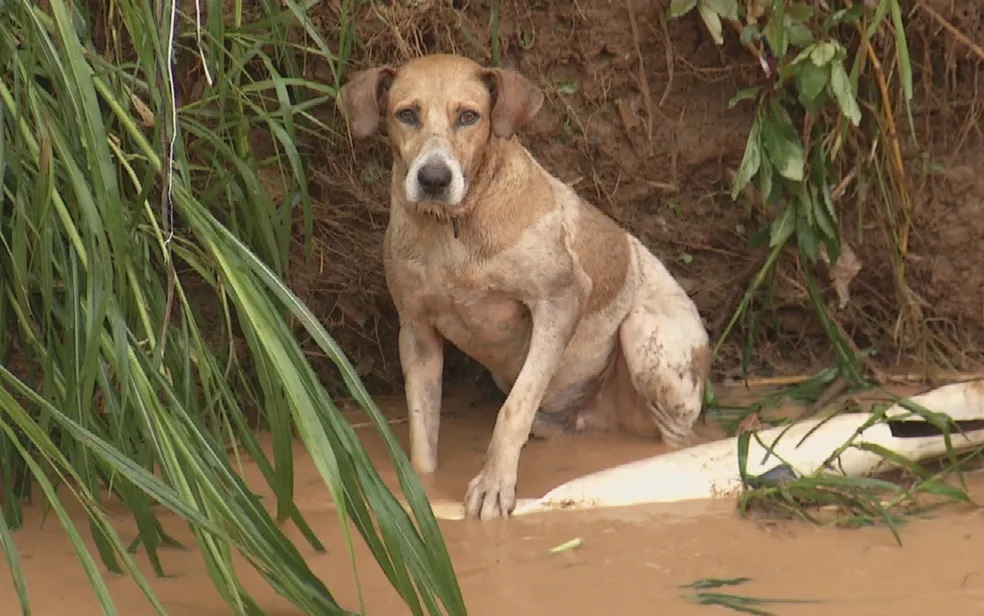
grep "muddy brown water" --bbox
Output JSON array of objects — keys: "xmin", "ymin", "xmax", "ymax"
[{"xmin": 3, "ymin": 386, "xmax": 984, "ymax": 615}]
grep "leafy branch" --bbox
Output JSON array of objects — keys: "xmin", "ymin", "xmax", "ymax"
[{"xmin": 669, "ymin": 0, "xmax": 915, "ymax": 382}]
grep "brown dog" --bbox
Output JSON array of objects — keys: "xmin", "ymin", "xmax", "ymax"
[{"xmin": 339, "ymin": 54, "xmax": 711, "ymax": 520}]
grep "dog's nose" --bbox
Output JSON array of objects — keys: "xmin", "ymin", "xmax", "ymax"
[{"xmin": 417, "ymin": 161, "xmax": 452, "ymax": 196}]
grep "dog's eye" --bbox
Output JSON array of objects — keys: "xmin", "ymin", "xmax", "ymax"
[
  {"xmin": 395, "ymin": 108, "xmax": 419, "ymax": 126},
  {"xmin": 457, "ymin": 110, "xmax": 480, "ymax": 127}
]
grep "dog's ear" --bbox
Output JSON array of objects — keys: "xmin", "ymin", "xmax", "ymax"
[
  {"xmin": 338, "ymin": 66, "xmax": 396, "ymax": 138},
  {"xmin": 480, "ymin": 67, "xmax": 544, "ymax": 139}
]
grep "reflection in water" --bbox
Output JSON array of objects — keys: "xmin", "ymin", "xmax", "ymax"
[{"xmin": 2, "ymin": 386, "xmax": 983, "ymax": 615}]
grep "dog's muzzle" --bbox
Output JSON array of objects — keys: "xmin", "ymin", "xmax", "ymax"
[
  {"xmin": 405, "ymin": 144, "xmax": 466, "ymax": 207},
  {"xmin": 417, "ymin": 160, "xmax": 453, "ymax": 198}
]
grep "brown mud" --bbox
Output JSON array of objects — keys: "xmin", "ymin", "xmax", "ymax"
[{"xmin": 4, "ymin": 386, "xmax": 984, "ymax": 615}]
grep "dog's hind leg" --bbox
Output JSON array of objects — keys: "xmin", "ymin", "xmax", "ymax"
[
  {"xmin": 491, "ymin": 371, "xmax": 577, "ymax": 438},
  {"xmin": 618, "ymin": 243, "xmax": 711, "ymax": 446}
]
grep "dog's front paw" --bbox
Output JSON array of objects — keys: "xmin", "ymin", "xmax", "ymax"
[{"xmin": 464, "ymin": 460, "xmax": 518, "ymax": 520}]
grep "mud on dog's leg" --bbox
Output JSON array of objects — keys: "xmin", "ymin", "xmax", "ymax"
[
  {"xmin": 399, "ymin": 321, "xmax": 445, "ymax": 474},
  {"xmin": 618, "ymin": 299, "xmax": 710, "ymax": 447},
  {"xmin": 465, "ymin": 293, "xmax": 583, "ymax": 520}
]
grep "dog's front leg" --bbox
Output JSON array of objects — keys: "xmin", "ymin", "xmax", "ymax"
[
  {"xmin": 465, "ymin": 292, "xmax": 583, "ymax": 520},
  {"xmin": 399, "ymin": 320, "xmax": 445, "ymax": 474}
]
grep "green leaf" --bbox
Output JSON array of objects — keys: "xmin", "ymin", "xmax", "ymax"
[
  {"xmin": 795, "ymin": 60, "xmax": 829, "ymax": 108},
  {"xmin": 758, "ymin": 148, "xmax": 774, "ymax": 203},
  {"xmin": 795, "ymin": 204, "xmax": 819, "ymax": 262},
  {"xmin": 829, "ymin": 61, "xmax": 862, "ymax": 126},
  {"xmin": 889, "ymin": 0, "xmax": 914, "ymax": 105},
  {"xmin": 810, "ymin": 41, "xmax": 838, "ymax": 66},
  {"xmin": 816, "ymin": 161, "xmax": 839, "ymax": 233},
  {"xmin": 740, "ymin": 24, "xmax": 760, "ymax": 45},
  {"xmin": 697, "ymin": 2, "xmax": 725, "ymax": 45},
  {"xmin": 787, "ymin": 43, "xmax": 816, "ymax": 68},
  {"xmin": 731, "ymin": 115, "xmax": 762, "ymax": 199},
  {"xmin": 667, "ymin": 0, "xmax": 699, "ymax": 18},
  {"xmin": 769, "ymin": 204, "xmax": 796, "ymax": 247},
  {"xmin": 867, "ymin": 0, "xmax": 893, "ymax": 38},
  {"xmin": 824, "ymin": 6, "xmax": 864, "ymax": 31},
  {"xmin": 913, "ymin": 479, "xmax": 974, "ymax": 504},
  {"xmin": 684, "ymin": 577, "xmax": 753, "ymax": 590},
  {"xmin": 811, "ymin": 192, "xmax": 838, "ymax": 243},
  {"xmin": 688, "ymin": 593, "xmax": 776, "ymax": 616},
  {"xmin": 729, "ymin": 86, "xmax": 761, "ymax": 108},
  {"xmin": 786, "ymin": 22, "xmax": 814, "ymax": 48},
  {"xmin": 762, "ymin": 3, "xmax": 787, "ymax": 57},
  {"xmin": 737, "ymin": 430, "xmax": 751, "ymax": 483},
  {"xmin": 702, "ymin": 0, "xmax": 739, "ymax": 21},
  {"xmin": 785, "ymin": 3, "xmax": 814, "ymax": 22},
  {"xmin": 808, "ymin": 161, "xmax": 838, "ymax": 243},
  {"xmin": 761, "ymin": 102, "xmax": 805, "ymax": 182},
  {"xmin": 854, "ymin": 442, "xmax": 931, "ymax": 481}
]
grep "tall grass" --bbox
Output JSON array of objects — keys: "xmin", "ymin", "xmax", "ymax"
[{"xmin": 0, "ymin": 1, "xmax": 466, "ymax": 615}]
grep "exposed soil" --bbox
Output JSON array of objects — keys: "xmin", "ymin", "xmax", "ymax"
[
  {"xmin": 6, "ymin": 4, "xmax": 984, "ymax": 616},
  {"xmin": 4, "ymin": 386, "xmax": 984, "ymax": 615},
  {"xmin": 277, "ymin": 0, "xmax": 984, "ymax": 395}
]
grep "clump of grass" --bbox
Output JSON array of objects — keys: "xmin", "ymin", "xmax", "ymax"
[
  {"xmin": 0, "ymin": 1, "xmax": 466, "ymax": 615},
  {"xmin": 710, "ymin": 372, "xmax": 984, "ymax": 544},
  {"xmin": 704, "ymin": 352, "xmax": 875, "ymax": 435}
]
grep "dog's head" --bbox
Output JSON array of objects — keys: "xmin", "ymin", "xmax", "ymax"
[{"xmin": 338, "ymin": 54, "xmax": 544, "ymax": 215}]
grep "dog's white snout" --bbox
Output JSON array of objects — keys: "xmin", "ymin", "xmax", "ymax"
[{"xmin": 405, "ymin": 143, "xmax": 466, "ymax": 206}]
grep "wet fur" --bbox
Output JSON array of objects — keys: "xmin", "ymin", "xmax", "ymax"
[{"xmin": 339, "ymin": 54, "xmax": 711, "ymax": 520}]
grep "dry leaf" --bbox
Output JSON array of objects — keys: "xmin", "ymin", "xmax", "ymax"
[
  {"xmin": 821, "ymin": 241, "xmax": 862, "ymax": 309},
  {"xmin": 130, "ymin": 92, "xmax": 156, "ymax": 128}
]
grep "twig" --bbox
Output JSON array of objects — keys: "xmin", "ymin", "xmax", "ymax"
[
  {"xmin": 857, "ymin": 27, "xmax": 913, "ymax": 276},
  {"xmin": 736, "ymin": 371, "xmax": 984, "ymax": 389},
  {"xmin": 654, "ymin": 5, "xmax": 675, "ymax": 106},
  {"xmin": 878, "ymin": 371, "xmax": 984, "ymax": 385},
  {"xmin": 351, "ymin": 417, "xmax": 409, "ymax": 430},
  {"xmin": 625, "ymin": 0, "xmax": 655, "ymax": 152},
  {"xmin": 800, "ymin": 376, "xmax": 849, "ymax": 420},
  {"xmin": 916, "ymin": 1, "xmax": 984, "ymax": 63},
  {"xmin": 912, "ymin": 99, "xmax": 982, "ymax": 113},
  {"xmin": 736, "ymin": 375, "xmax": 816, "ymax": 387},
  {"xmin": 723, "ymin": 16, "xmax": 773, "ymax": 77}
]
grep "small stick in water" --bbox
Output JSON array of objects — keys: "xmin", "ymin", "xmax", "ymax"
[{"xmin": 549, "ymin": 537, "xmax": 583, "ymax": 554}]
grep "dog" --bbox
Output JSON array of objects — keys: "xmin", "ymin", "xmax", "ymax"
[{"xmin": 339, "ymin": 54, "xmax": 711, "ymax": 520}]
